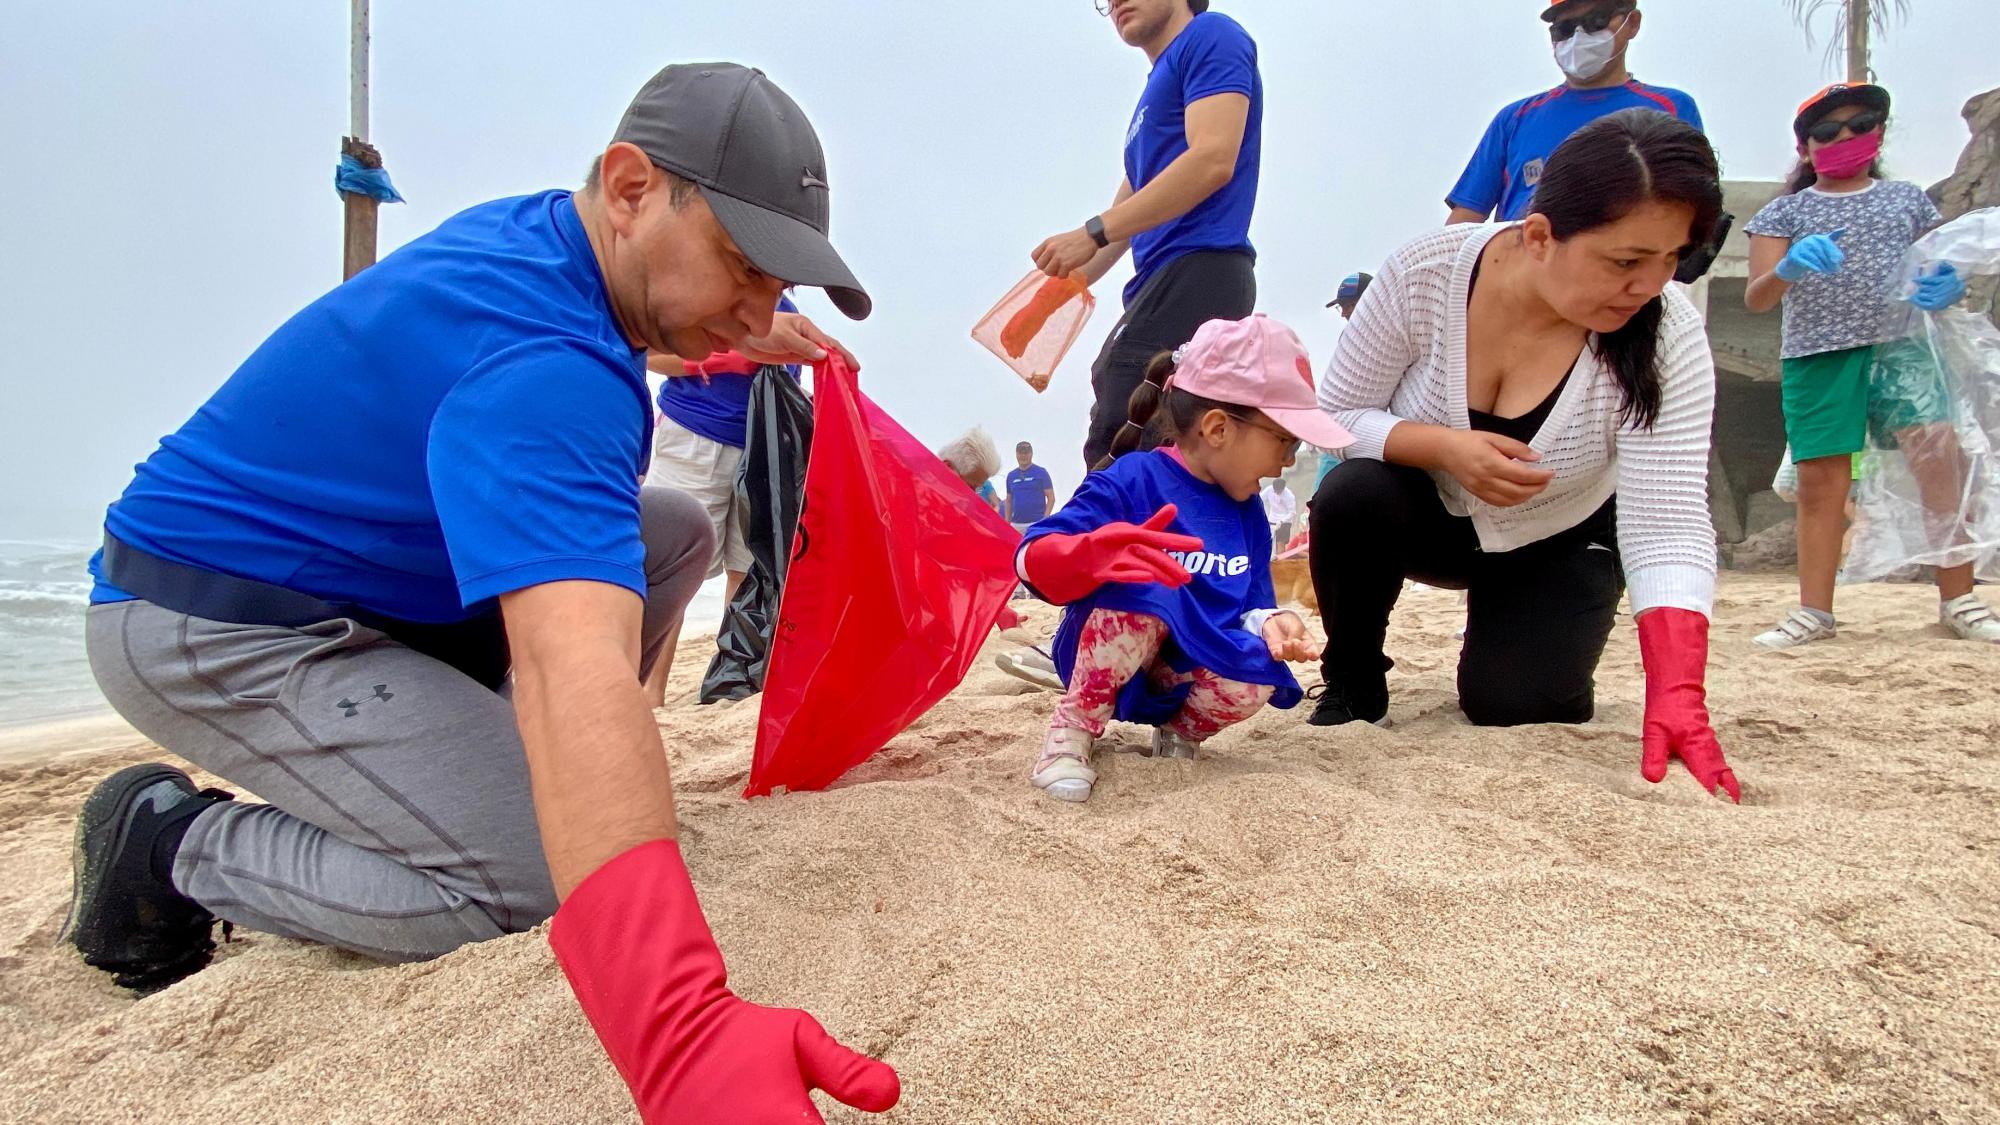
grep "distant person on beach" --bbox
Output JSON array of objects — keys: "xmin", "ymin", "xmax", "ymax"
[
  {"xmin": 1310, "ymin": 111, "xmax": 1741, "ymax": 803},
  {"xmin": 1446, "ymin": 1, "xmax": 1701, "ymax": 226},
  {"xmin": 1019, "ymin": 315, "xmax": 1351, "ymax": 803},
  {"xmin": 1028, "ymin": 0, "xmax": 1262, "ymax": 470},
  {"xmin": 1742, "ymin": 82, "xmax": 1997, "ymax": 648},
  {"xmin": 67, "ymin": 64, "xmax": 899, "ymax": 1122},
  {"xmin": 1260, "ymin": 476, "xmax": 1296, "ymax": 553},
  {"xmin": 1316, "ymin": 271, "xmax": 1375, "ymax": 489},
  {"xmin": 641, "ymin": 293, "xmax": 802, "ymax": 706},
  {"xmin": 1004, "ymin": 442, "xmax": 1057, "ymax": 532},
  {"xmin": 938, "ymin": 427, "xmax": 1005, "ymax": 499}
]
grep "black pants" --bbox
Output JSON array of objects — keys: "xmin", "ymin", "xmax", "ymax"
[
  {"xmin": 1308, "ymin": 459, "xmax": 1624, "ymax": 726},
  {"xmin": 1083, "ymin": 249, "xmax": 1256, "ymax": 470}
]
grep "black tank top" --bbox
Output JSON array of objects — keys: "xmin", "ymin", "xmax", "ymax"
[{"xmin": 1465, "ymin": 255, "xmax": 1573, "ymax": 447}]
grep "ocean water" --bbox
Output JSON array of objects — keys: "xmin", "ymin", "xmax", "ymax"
[
  {"xmin": 0, "ymin": 540, "xmax": 100, "ymax": 728},
  {"xmin": 0, "ymin": 538, "xmax": 728, "ymax": 730}
]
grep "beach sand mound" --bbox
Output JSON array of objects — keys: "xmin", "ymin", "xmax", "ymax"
[{"xmin": 2, "ymin": 575, "xmax": 1996, "ymax": 1123}]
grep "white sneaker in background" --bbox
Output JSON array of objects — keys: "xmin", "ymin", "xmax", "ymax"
[
  {"xmin": 1940, "ymin": 594, "xmax": 2000, "ymax": 643},
  {"xmin": 1754, "ymin": 607, "xmax": 1837, "ymax": 651}
]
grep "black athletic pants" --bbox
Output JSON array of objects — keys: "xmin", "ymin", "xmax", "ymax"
[
  {"xmin": 1308, "ymin": 459, "xmax": 1624, "ymax": 726},
  {"xmin": 1083, "ymin": 249, "xmax": 1256, "ymax": 470}
]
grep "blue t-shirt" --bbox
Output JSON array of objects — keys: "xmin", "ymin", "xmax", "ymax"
[
  {"xmin": 653, "ymin": 295, "xmax": 800, "ymax": 448},
  {"xmin": 1005, "ymin": 465, "xmax": 1056, "ymax": 523},
  {"xmin": 976, "ymin": 480, "xmax": 1001, "ymax": 510},
  {"xmin": 1122, "ymin": 11, "xmax": 1262, "ymax": 304},
  {"xmin": 91, "ymin": 191, "xmax": 654, "ymax": 623},
  {"xmin": 1448, "ymin": 81, "xmax": 1703, "ymax": 222},
  {"xmin": 1024, "ymin": 449, "xmax": 1299, "ymax": 724}
]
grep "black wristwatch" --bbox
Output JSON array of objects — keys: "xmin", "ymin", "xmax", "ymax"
[{"xmin": 1084, "ymin": 214, "xmax": 1109, "ymax": 248}]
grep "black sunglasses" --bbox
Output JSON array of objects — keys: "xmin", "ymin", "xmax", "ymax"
[
  {"xmin": 1805, "ymin": 111, "xmax": 1886, "ymax": 144},
  {"xmin": 1548, "ymin": 6, "xmax": 1633, "ymax": 41}
]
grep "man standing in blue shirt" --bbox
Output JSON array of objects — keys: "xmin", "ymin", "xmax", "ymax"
[
  {"xmin": 1004, "ymin": 442, "xmax": 1058, "ymax": 532},
  {"xmin": 65, "ymin": 64, "xmax": 901, "ymax": 1121},
  {"xmin": 1446, "ymin": 1, "xmax": 1702, "ymax": 224},
  {"xmin": 1028, "ymin": 0, "xmax": 1262, "ymax": 470}
]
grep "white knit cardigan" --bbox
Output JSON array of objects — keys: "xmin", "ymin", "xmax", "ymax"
[{"xmin": 1319, "ymin": 223, "xmax": 1717, "ymax": 616}]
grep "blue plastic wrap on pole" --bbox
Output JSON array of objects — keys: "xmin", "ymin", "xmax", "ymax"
[{"xmin": 335, "ymin": 154, "xmax": 405, "ymax": 204}]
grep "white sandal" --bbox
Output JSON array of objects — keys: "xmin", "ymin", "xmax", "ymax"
[{"xmin": 1030, "ymin": 727, "xmax": 1096, "ymax": 803}]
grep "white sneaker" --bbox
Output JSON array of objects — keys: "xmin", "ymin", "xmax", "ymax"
[
  {"xmin": 1754, "ymin": 607, "xmax": 1837, "ymax": 651},
  {"xmin": 1941, "ymin": 594, "xmax": 2000, "ymax": 643},
  {"xmin": 1030, "ymin": 727, "xmax": 1096, "ymax": 802}
]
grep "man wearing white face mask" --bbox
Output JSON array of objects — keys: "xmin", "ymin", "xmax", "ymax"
[{"xmin": 1445, "ymin": 1, "xmax": 1702, "ymax": 225}]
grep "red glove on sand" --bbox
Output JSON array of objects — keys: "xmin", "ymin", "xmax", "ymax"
[
  {"xmin": 549, "ymin": 840, "xmax": 900, "ymax": 1124},
  {"xmin": 1022, "ymin": 504, "xmax": 1204, "ymax": 605},
  {"xmin": 1637, "ymin": 608, "xmax": 1740, "ymax": 802}
]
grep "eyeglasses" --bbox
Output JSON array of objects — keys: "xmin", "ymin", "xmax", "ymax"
[
  {"xmin": 1093, "ymin": 0, "xmax": 1111, "ymax": 13},
  {"xmin": 1548, "ymin": 6, "xmax": 1633, "ymax": 42},
  {"xmin": 1805, "ymin": 111, "xmax": 1886, "ymax": 144},
  {"xmin": 1234, "ymin": 415, "xmax": 1301, "ymax": 458}
]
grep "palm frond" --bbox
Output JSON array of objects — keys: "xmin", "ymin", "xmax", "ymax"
[{"xmin": 1783, "ymin": 0, "xmax": 1913, "ymax": 72}]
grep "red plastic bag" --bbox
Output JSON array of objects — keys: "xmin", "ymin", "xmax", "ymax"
[
  {"xmin": 746, "ymin": 355, "xmax": 1023, "ymax": 797},
  {"xmin": 970, "ymin": 270, "xmax": 1096, "ymax": 392}
]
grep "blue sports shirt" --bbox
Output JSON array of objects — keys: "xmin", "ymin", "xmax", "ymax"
[
  {"xmin": 1448, "ymin": 81, "xmax": 1703, "ymax": 222},
  {"xmin": 1122, "ymin": 11, "xmax": 1262, "ymax": 304},
  {"xmin": 92, "ymin": 191, "xmax": 655, "ymax": 623}
]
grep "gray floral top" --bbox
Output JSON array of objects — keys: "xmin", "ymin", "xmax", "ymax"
[{"xmin": 1745, "ymin": 179, "xmax": 1942, "ymax": 359}]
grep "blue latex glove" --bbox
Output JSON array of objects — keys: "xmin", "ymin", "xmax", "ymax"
[
  {"xmin": 1775, "ymin": 230, "xmax": 1846, "ymax": 282},
  {"xmin": 1910, "ymin": 263, "xmax": 1967, "ymax": 312}
]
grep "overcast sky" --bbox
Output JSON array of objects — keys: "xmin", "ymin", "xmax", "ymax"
[{"xmin": 3, "ymin": 1, "xmax": 1995, "ymax": 543}]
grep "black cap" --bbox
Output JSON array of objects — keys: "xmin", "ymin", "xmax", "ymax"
[{"xmin": 614, "ymin": 63, "xmax": 870, "ymax": 320}]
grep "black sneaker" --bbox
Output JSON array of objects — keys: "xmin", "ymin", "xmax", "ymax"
[
  {"xmin": 1305, "ymin": 681, "xmax": 1390, "ymax": 728},
  {"xmin": 59, "ymin": 763, "xmax": 233, "ymax": 994}
]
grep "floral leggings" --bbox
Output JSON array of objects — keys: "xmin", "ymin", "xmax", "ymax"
[{"xmin": 1052, "ymin": 610, "xmax": 1274, "ymax": 743}]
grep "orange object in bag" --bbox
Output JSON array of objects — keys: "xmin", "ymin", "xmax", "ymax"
[
  {"xmin": 746, "ymin": 354, "xmax": 1022, "ymax": 797},
  {"xmin": 971, "ymin": 270, "xmax": 1096, "ymax": 392}
]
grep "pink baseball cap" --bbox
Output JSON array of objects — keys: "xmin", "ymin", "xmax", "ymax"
[{"xmin": 1169, "ymin": 315, "xmax": 1354, "ymax": 451}]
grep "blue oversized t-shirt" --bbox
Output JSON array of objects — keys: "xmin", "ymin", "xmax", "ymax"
[
  {"xmin": 91, "ymin": 191, "xmax": 654, "ymax": 623},
  {"xmin": 1448, "ymin": 81, "xmax": 1703, "ymax": 222},
  {"xmin": 654, "ymin": 295, "xmax": 800, "ymax": 448},
  {"xmin": 1024, "ymin": 449, "xmax": 1299, "ymax": 724},
  {"xmin": 1122, "ymin": 11, "xmax": 1262, "ymax": 305},
  {"xmin": 1005, "ymin": 465, "xmax": 1055, "ymax": 523}
]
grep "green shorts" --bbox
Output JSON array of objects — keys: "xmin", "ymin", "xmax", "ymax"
[{"xmin": 1781, "ymin": 341, "xmax": 1953, "ymax": 462}]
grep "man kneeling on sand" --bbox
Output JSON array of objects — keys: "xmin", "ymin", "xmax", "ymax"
[{"xmin": 66, "ymin": 63, "xmax": 898, "ymax": 1122}]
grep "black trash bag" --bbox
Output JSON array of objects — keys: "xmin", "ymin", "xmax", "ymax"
[{"xmin": 699, "ymin": 366, "xmax": 813, "ymax": 702}]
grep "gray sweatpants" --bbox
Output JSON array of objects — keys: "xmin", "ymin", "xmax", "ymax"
[{"xmin": 85, "ymin": 487, "xmax": 714, "ymax": 962}]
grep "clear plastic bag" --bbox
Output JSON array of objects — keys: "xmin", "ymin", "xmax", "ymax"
[
  {"xmin": 1772, "ymin": 444, "xmax": 1799, "ymax": 503},
  {"xmin": 1841, "ymin": 208, "xmax": 2000, "ymax": 584},
  {"xmin": 970, "ymin": 270, "xmax": 1095, "ymax": 393}
]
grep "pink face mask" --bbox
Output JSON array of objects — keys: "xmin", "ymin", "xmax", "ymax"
[{"xmin": 1810, "ymin": 131, "xmax": 1882, "ymax": 179}]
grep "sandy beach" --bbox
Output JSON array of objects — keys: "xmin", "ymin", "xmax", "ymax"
[{"xmin": 2, "ymin": 573, "xmax": 1996, "ymax": 1123}]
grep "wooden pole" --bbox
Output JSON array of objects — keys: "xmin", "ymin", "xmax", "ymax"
[
  {"xmin": 341, "ymin": 0, "xmax": 381, "ymax": 280},
  {"xmin": 1845, "ymin": 0, "xmax": 1871, "ymax": 83}
]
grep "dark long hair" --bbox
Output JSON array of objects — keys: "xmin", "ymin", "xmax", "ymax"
[
  {"xmin": 1093, "ymin": 350, "xmax": 1252, "ymax": 471},
  {"xmin": 1526, "ymin": 108, "xmax": 1722, "ymax": 430}
]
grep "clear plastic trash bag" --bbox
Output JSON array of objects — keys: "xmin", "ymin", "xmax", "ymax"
[
  {"xmin": 1841, "ymin": 208, "xmax": 2000, "ymax": 584},
  {"xmin": 971, "ymin": 270, "xmax": 1095, "ymax": 393}
]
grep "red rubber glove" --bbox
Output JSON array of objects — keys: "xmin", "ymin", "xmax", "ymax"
[
  {"xmin": 549, "ymin": 840, "xmax": 900, "ymax": 1124},
  {"xmin": 685, "ymin": 350, "xmax": 760, "ymax": 378},
  {"xmin": 1636, "ymin": 608, "xmax": 1741, "ymax": 803},
  {"xmin": 994, "ymin": 604, "xmax": 1023, "ymax": 631},
  {"xmin": 1022, "ymin": 504, "xmax": 1204, "ymax": 605}
]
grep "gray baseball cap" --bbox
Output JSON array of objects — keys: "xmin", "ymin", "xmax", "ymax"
[{"xmin": 613, "ymin": 63, "xmax": 871, "ymax": 320}]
